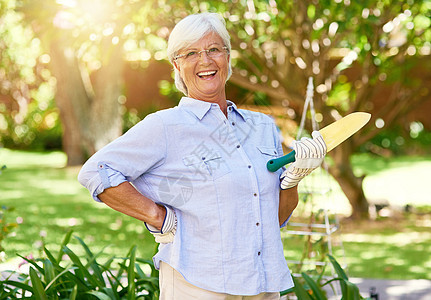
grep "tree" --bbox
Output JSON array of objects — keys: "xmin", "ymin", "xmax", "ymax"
[
  {"xmin": 152, "ymin": 0, "xmax": 431, "ymax": 219},
  {"xmin": 17, "ymin": 0, "xmax": 167, "ymax": 165},
  {"xmin": 0, "ymin": 0, "xmax": 54, "ymax": 150}
]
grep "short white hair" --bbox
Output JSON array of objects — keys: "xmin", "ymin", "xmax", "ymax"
[{"xmin": 167, "ymin": 13, "xmax": 232, "ymax": 96}]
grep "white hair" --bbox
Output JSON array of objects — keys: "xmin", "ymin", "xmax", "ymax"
[{"xmin": 167, "ymin": 13, "xmax": 232, "ymax": 96}]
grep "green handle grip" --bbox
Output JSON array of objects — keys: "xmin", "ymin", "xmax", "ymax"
[{"xmin": 266, "ymin": 150, "xmax": 296, "ymax": 172}]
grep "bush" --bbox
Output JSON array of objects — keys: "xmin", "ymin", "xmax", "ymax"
[
  {"xmin": 0, "ymin": 231, "xmax": 159, "ymax": 299},
  {"xmin": 282, "ymin": 254, "xmax": 369, "ymax": 300}
]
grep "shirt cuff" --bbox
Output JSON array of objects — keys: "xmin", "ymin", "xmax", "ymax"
[{"xmin": 90, "ymin": 162, "xmax": 127, "ymax": 202}]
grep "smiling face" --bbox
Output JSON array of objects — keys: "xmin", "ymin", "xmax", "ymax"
[{"xmin": 173, "ymin": 32, "xmax": 230, "ymax": 103}]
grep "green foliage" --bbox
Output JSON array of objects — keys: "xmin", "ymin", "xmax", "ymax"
[
  {"xmin": 0, "ymin": 231, "xmax": 159, "ymax": 299},
  {"xmin": 282, "ymin": 255, "xmax": 367, "ymax": 300},
  {"xmin": 0, "ymin": 206, "xmax": 18, "ymax": 257},
  {"xmin": 0, "ymin": 0, "xmax": 59, "ymax": 150},
  {"xmin": 363, "ymin": 123, "xmax": 431, "ymax": 155}
]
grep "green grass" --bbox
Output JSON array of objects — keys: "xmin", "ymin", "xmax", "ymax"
[
  {"xmin": 0, "ymin": 149, "xmax": 156, "ymax": 266},
  {"xmin": 1, "ymin": 149, "xmax": 431, "ymax": 281}
]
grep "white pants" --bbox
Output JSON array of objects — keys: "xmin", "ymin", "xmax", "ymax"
[{"xmin": 159, "ymin": 262, "xmax": 281, "ymax": 300}]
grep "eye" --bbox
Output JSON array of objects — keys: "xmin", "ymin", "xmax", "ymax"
[
  {"xmin": 208, "ymin": 47, "xmax": 220, "ymax": 53},
  {"xmin": 186, "ymin": 51, "xmax": 197, "ymax": 57}
]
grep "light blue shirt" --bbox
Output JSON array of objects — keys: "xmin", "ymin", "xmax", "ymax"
[{"xmin": 78, "ymin": 97, "xmax": 294, "ymax": 295}]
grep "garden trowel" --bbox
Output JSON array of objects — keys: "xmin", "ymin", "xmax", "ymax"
[{"xmin": 266, "ymin": 112, "xmax": 371, "ymax": 172}]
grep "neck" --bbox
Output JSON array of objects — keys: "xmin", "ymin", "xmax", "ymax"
[{"xmin": 188, "ymin": 92, "xmax": 228, "ymax": 117}]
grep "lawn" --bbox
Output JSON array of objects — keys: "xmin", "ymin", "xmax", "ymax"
[{"xmin": 1, "ymin": 149, "xmax": 431, "ymax": 280}]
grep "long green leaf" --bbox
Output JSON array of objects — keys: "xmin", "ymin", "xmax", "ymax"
[
  {"xmin": 57, "ymin": 230, "xmax": 74, "ymax": 262},
  {"xmin": 69, "ymin": 285, "xmax": 78, "ymax": 300},
  {"xmin": 292, "ymin": 276, "xmax": 313, "ymax": 300},
  {"xmin": 86, "ymin": 291, "xmax": 112, "ymax": 300},
  {"xmin": 101, "ymin": 287, "xmax": 119, "ymax": 300},
  {"xmin": 136, "ymin": 258, "xmax": 158, "ymax": 278},
  {"xmin": 44, "ymin": 247, "xmax": 62, "ymax": 270},
  {"xmin": 45, "ymin": 266, "xmax": 79, "ymax": 292},
  {"xmin": 74, "ymin": 236, "xmax": 105, "ymax": 286},
  {"xmin": 43, "ymin": 259, "xmax": 55, "ymax": 285},
  {"xmin": 1, "ymin": 280, "xmax": 33, "ymax": 292},
  {"xmin": 135, "ymin": 263, "xmax": 146, "ymax": 279},
  {"xmin": 279, "ymin": 287, "xmax": 295, "ymax": 296},
  {"xmin": 17, "ymin": 254, "xmax": 44, "ymax": 274},
  {"xmin": 341, "ymin": 279, "xmax": 361, "ymax": 300},
  {"xmin": 302, "ymin": 272, "xmax": 326, "ymax": 300},
  {"xmin": 29, "ymin": 267, "xmax": 48, "ymax": 300},
  {"xmin": 328, "ymin": 255, "xmax": 349, "ymax": 280},
  {"xmin": 63, "ymin": 246, "xmax": 102, "ymax": 289},
  {"xmin": 127, "ymin": 246, "xmax": 137, "ymax": 300}
]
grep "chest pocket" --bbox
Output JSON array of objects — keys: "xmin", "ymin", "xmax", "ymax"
[
  {"xmin": 256, "ymin": 146, "xmax": 284, "ymax": 176},
  {"xmin": 182, "ymin": 151, "xmax": 231, "ymax": 181},
  {"xmin": 257, "ymin": 146, "xmax": 278, "ymax": 157}
]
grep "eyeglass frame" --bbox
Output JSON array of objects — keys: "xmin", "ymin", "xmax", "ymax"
[{"xmin": 173, "ymin": 46, "xmax": 229, "ymax": 61}]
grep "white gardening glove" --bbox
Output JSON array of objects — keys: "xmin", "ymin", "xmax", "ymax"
[
  {"xmin": 280, "ymin": 131, "xmax": 327, "ymax": 190},
  {"xmin": 145, "ymin": 205, "xmax": 177, "ymax": 244}
]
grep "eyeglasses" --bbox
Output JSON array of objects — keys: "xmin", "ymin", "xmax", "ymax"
[{"xmin": 174, "ymin": 46, "xmax": 229, "ymax": 62}]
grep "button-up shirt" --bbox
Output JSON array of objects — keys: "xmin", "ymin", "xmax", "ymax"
[{"xmin": 78, "ymin": 97, "xmax": 294, "ymax": 295}]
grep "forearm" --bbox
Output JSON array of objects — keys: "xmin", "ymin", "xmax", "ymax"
[
  {"xmin": 278, "ymin": 185, "xmax": 299, "ymax": 226},
  {"xmin": 98, "ymin": 181, "xmax": 166, "ymax": 229}
]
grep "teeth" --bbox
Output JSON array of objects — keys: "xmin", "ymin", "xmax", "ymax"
[{"xmin": 197, "ymin": 71, "xmax": 216, "ymax": 76}]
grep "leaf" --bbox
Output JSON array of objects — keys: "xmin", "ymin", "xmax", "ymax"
[
  {"xmin": 74, "ymin": 235, "xmax": 105, "ymax": 286},
  {"xmin": 135, "ymin": 263, "xmax": 146, "ymax": 279},
  {"xmin": 341, "ymin": 279, "xmax": 362, "ymax": 300},
  {"xmin": 45, "ymin": 266, "xmax": 79, "ymax": 292},
  {"xmin": 17, "ymin": 254, "xmax": 44, "ymax": 274},
  {"xmin": 86, "ymin": 291, "xmax": 112, "ymax": 300},
  {"xmin": 44, "ymin": 247, "xmax": 61, "ymax": 269},
  {"xmin": 63, "ymin": 246, "xmax": 102, "ymax": 289},
  {"xmin": 69, "ymin": 285, "xmax": 78, "ymax": 300},
  {"xmin": 279, "ymin": 286, "xmax": 295, "ymax": 296},
  {"xmin": 43, "ymin": 259, "xmax": 55, "ymax": 285},
  {"xmin": 1, "ymin": 280, "xmax": 34, "ymax": 292},
  {"xmin": 292, "ymin": 276, "xmax": 313, "ymax": 300},
  {"xmin": 57, "ymin": 230, "xmax": 73, "ymax": 262},
  {"xmin": 127, "ymin": 245, "xmax": 137, "ymax": 300},
  {"xmin": 29, "ymin": 267, "xmax": 48, "ymax": 300},
  {"xmin": 328, "ymin": 254, "xmax": 349, "ymax": 280},
  {"xmin": 302, "ymin": 272, "xmax": 326, "ymax": 300}
]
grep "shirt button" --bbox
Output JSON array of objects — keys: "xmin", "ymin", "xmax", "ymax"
[
  {"xmin": 202, "ymin": 157, "xmax": 205, "ymax": 160},
  {"xmin": 258, "ymin": 251, "xmax": 261, "ymax": 256},
  {"xmin": 253, "ymin": 193, "xmax": 257, "ymax": 197},
  {"xmin": 256, "ymin": 222, "xmax": 260, "ymax": 226},
  {"xmin": 248, "ymin": 165, "xmax": 252, "ymax": 169},
  {"xmin": 232, "ymin": 122, "xmax": 235, "ymax": 126},
  {"xmin": 236, "ymin": 145, "xmax": 240, "ymax": 148}
]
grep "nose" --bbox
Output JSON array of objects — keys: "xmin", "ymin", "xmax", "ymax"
[{"xmin": 197, "ymin": 50, "xmax": 211, "ymax": 61}]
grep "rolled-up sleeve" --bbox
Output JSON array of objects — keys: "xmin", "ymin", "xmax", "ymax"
[{"xmin": 77, "ymin": 113, "xmax": 167, "ymax": 201}]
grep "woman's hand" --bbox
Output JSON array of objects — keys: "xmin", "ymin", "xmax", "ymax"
[
  {"xmin": 145, "ymin": 205, "xmax": 177, "ymax": 244},
  {"xmin": 280, "ymin": 131, "xmax": 327, "ymax": 190},
  {"xmin": 98, "ymin": 182, "xmax": 176, "ymax": 243}
]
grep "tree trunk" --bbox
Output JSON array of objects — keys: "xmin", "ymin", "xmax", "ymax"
[
  {"xmin": 49, "ymin": 39, "xmax": 124, "ymax": 165},
  {"xmin": 49, "ymin": 43, "xmax": 89, "ymax": 166},
  {"xmin": 328, "ymin": 141, "xmax": 370, "ymax": 219}
]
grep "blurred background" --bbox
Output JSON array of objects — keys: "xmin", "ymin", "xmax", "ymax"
[{"xmin": 1, "ymin": 0, "xmax": 431, "ymax": 298}]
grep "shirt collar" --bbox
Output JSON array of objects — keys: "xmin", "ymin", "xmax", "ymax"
[
  {"xmin": 178, "ymin": 97, "xmax": 247, "ymax": 121},
  {"xmin": 178, "ymin": 97, "xmax": 213, "ymax": 120},
  {"xmin": 227, "ymin": 100, "xmax": 247, "ymax": 121}
]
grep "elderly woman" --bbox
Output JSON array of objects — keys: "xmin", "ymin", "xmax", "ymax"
[{"xmin": 78, "ymin": 12, "xmax": 326, "ymax": 299}]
